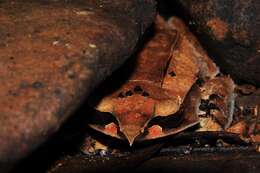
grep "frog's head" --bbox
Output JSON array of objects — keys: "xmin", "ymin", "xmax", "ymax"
[{"xmin": 89, "ymin": 84, "xmax": 201, "ymax": 146}]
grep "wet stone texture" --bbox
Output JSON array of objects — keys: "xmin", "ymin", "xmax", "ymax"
[
  {"xmin": 173, "ymin": 0, "xmax": 260, "ymax": 86},
  {"xmin": 0, "ymin": 0, "xmax": 156, "ymax": 165}
]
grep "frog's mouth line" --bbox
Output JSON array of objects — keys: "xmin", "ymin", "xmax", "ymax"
[{"xmin": 88, "ymin": 104, "xmax": 185, "ymax": 143}]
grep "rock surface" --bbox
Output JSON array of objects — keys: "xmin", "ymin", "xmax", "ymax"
[
  {"xmin": 172, "ymin": 0, "xmax": 260, "ymax": 86},
  {"xmin": 0, "ymin": 0, "xmax": 155, "ymax": 165}
]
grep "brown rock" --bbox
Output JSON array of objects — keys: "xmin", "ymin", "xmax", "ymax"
[
  {"xmin": 0, "ymin": 0, "xmax": 155, "ymax": 164},
  {"xmin": 162, "ymin": 0, "xmax": 260, "ymax": 86}
]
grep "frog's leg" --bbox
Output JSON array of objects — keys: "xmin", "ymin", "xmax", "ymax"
[{"xmin": 199, "ymin": 76, "xmax": 236, "ymax": 129}]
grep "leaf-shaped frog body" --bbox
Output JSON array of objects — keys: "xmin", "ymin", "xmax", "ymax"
[{"xmin": 88, "ymin": 16, "xmax": 220, "ymax": 145}]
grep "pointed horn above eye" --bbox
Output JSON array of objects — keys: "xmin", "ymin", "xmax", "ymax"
[
  {"xmin": 89, "ymin": 123, "xmax": 122, "ymax": 139},
  {"xmin": 95, "ymin": 97, "xmax": 115, "ymax": 113}
]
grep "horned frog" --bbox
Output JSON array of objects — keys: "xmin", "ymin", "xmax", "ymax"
[{"xmin": 88, "ymin": 16, "xmax": 235, "ymax": 145}]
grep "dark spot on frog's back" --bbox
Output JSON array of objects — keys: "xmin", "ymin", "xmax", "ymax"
[
  {"xmin": 134, "ymin": 85, "xmax": 143, "ymax": 93},
  {"xmin": 142, "ymin": 91, "xmax": 150, "ymax": 97},
  {"xmin": 125, "ymin": 90, "xmax": 133, "ymax": 96}
]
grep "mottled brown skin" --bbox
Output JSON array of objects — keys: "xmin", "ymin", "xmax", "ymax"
[
  {"xmin": 91, "ymin": 17, "xmax": 179, "ymax": 144},
  {"xmin": 200, "ymin": 76, "xmax": 235, "ymax": 128},
  {"xmin": 90, "ymin": 16, "xmax": 220, "ymax": 145},
  {"xmin": 0, "ymin": 0, "xmax": 156, "ymax": 165}
]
